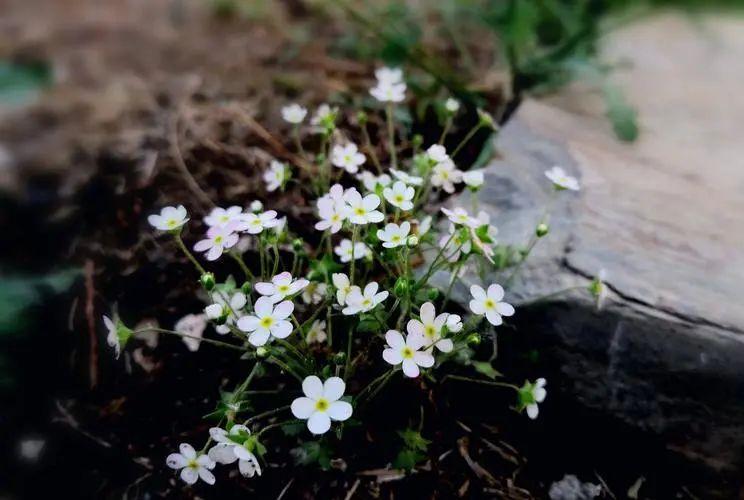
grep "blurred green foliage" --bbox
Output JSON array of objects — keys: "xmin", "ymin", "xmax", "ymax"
[{"xmin": 0, "ymin": 61, "xmax": 52, "ymax": 108}]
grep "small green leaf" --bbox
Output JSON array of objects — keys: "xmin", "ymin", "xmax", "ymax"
[
  {"xmin": 604, "ymin": 85, "xmax": 638, "ymax": 142},
  {"xmin": 471, "ymin": 360, "xmax": 503, "ymax": 380}
]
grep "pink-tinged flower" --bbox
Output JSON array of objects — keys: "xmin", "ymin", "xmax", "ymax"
[
  {"xmin": 166, "ymin": 443, "xmax": 216, "ymax": 485},
  {"xmin": 193, "ymin": 225, "xmax": 239, "ymax": 261},
  {"xmin": 255, "ymin": 271, "xmax": 309, "ymax": 303},
  {"xmin": 236, "ymin": 297, "xmax": 294, "ymax": 347}
]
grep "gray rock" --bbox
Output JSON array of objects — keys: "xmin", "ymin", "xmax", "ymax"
[{"xmin": 549, "ymin": 475, "xmax": 602, "ymax": 500}]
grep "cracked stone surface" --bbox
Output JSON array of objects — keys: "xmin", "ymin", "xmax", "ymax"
[{"xmin": 436, "ymin": 12, "xmax": 744, "ymax": 492}]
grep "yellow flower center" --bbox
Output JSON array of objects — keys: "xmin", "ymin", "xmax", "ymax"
[
  {"xmin": 391, "ymin": 235, "xmax": 400, "ymax": 243},
  {"xmin": 402, "ymin": 347, "xmax": 414, "ymax": 359},
  {"xmin": 167, "ymin": 219, "xmax": 177, "ymax": 228},
  {"xmin": 278, "ymin": 285, "xmax": 289, "ymax": 293},
  {"xmin": 331, "ymin": 214, "xmax": 340, "ymax": 222},
  {"xmin": 214, "ymin": 236, "xmax": 223, "ymax": 244},
  {"xmin": 424, "ymin": 325, "xmax": 436, "ymax": 338},
  {"xmin": 187, "ymin": 459, "xmax": 199, "ymax": 469},
  {"xmin": 315, "ymin": 398, "xmax": 329, "ymax": 411},
  {"xmin": 260, "ymin": 317, "xmax": 274, "ymax": 328},
  {"xmin": 484, "ymin": 299, "xmax": 495, "ymax": 309},
  {"xmin": 362, "ymin": 298, "xmax": 372, "ymax": 307},
  {"xmin": 354, "ymin": 207, "xmax": 366, "ymax": 216},
  {"xmin": 395, "ymin": 195, "xmax": 404, "ymax": 203}
]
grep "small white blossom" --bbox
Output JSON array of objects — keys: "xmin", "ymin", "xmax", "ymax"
[
  {"xmin": 357, "ymin": 171, "xmax": 391, "ymax": 192},
  {"xmin": 370, "ymin": 80, "xmax": 406, "ymax": 103},
  {"xmin": 375, "ymin": 66, "xmax": 403, "ymax": 84},
  {"xmin": 390, "ymin": 168, "xmax": 423, "ymax": 186},
  {"xmin": 463, "ymin": 170, "xmax": 485, "ymax": 188},
  {"xmin": 445, "ymin": 97, "xmax": 460, "ymax": 113},
  {"xmin": 208, "ymin": 425, "xmax": 262, "ymax": 478},
  {"xmin": 445, "ymin": 313, "xmax": 463, "ymax": 332},
  {"xmin": 147, "ymin": 205, "xmax": 189, "ymax": 231},
  {"xmin": 175, "ymin": 314, "xmax": 207, "ymax": 351},
  {"xmin": 306, "ymin": 319, "xmax": 327, "ymax": 344},
  {"xmin": 237, "ymin": 297, "xmax": 294, "ymax": 347},
  {"xmin": 264, "ymin": 160, "xmax": 288, "ymax": 192},
  {"xmin": 545, "ymin": 166, "xmax": 580, "ymax": 191},
  {"xmin": 407, "ymin": 302, "xmax": 453, "ymax": 353},
  {"xmin": 343, "ymin": 188, "xmax": 384, "ymax": 225},
  {"xmin": 426, "ymin": 144, "xmax": 450, "ymax": 164},
  {"xmin": 382, "ymin": 181, "xmax": 415, "ymax": 211},
  {"xmin": 103, "ymin": 315, "xmax": 131, "ymax": 358},
  {"xmin": 334, "ymin": 239, "xmax": 370, "ymax": 263},
  {"xmin": 331, "ymin": 143, "xmax": 366, "ymax": 174},
  {"xmin": 469, "ymin": 284, "xmax": 515, "ymax": 326},
  {"xmin": 314, "ymin": 197, "xmax": 348, "ymax": 234},
  {"xmin": 166, "ymin": 443, "xmax": 216, "ymax": 485},
  {"xmin": 291, "ymin": 376, "xmax": 353, "ymax": 435},
  {"xmin": 382, "ymin": 329, "xmax": 434, "ymax": 378},
  {"xmin": 205, "ymin": 303, "xmax": 224, "ymax": 320},
  {"xmin": 255, "ymin": 272, "xmax": 309, "ymax": 303},
  {"xmin": 431, "ymin": 161, "xmax": 463, "ymax": 193},
  {"xmin": 332, "ymin": 273, "xmax": 352, "ymax": 306},
  {"xmin": 377, "ymin": 221, "xmax": 411, "ymax": 249},
  {"xmin": 211, "ymin": 291, "xmax": 247, "ymax": 335},
  {"xmin": 342, "ymin": 282, "xmax": 388, "ymax": 315},
  {"xmin": 441, "ymin": 207, "xmax": 478, "ymax": 228},
  {"xmin": 204, "ymin": 206, "xmax": 244, "ymax": 228},
  {"xmin": 193, "ymin": 226, "xmax": 239, "ymax": 261},
  {"xmin": 525, "ymin": 378, "xmax": 547, "ymax": 419},
  {"xmin": 302, "ymin": 282, "xmax": 328, "ymax": 305},
  {"xmin": 439, "ymin": 224, "xmax": 471, "ymax": 262},
  {"xmin": 416, "ymin": 216, "xmax": 432, "ymax": 236},
  {"xmin": 250, "ymin": 200, "xmax": 263, "ymax": 212},
  {"xmin": 238, "ymin": 210, "xmax": 280, "ymax": 235},
  {"xmin": 311, "ymin": 103, "xmax": 336, "ymax": 127},
  {"xmin": 281, "ymin": 103, "xmax": 307, "ymax": 124}
]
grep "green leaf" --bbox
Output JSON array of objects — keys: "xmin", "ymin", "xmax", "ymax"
[
  {"xmin": 308, "ymin": 254, "xmax": 342, "ymax": 281},
  {"xmin": 357, "ymin": 318, "xmax": 381, "ymax": 334},
  {"xmin": 398, "ymin": 429, "xmax": 431, "ymax": 452},
  {"xmin": 281, "ymin": 421, "xmax": 305, "ymax": 436},
  {"xmin": 393, "ymin": 449, "xmax": 425, "ymax": 471},
  {"xmin": 471, "ymin": 360, "xmax": 503, "ymax": 380},
  {"xmin": 0, "ymin": 61, "xmax": 52, "ymax": 108},
  {"xmin": 604, "ymin": 85, "xmax": 638, "ymax": 142},
  {"xmin": 292, "ymin": 441, "xmax": 332, "ymax": 470}
]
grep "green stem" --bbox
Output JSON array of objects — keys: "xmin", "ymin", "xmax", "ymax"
[
  {"xmin": 173, "ymin": 233, "xmax": 207, "ymax": 275},
  {"xmin": 451, "ymin": 123, "xmax": 483, "ymax": 158},
  {"xmin": 257, "ymin": 419, "xmax": 300, "ymax": 437},
  {"xmin": 385, "ymin": 103, "xmax": 397, "ymax": 169},
  {"xmin": 133, "ymin": 327, "xmax": 245, "ymax": 351},
  {"xmin": 244, "ymin": 405, "xmax": 291, "ymax": 426},
  {"xmin": 362, "ymin": 123, "xmax": 382, "ymax": 174},
  {"xmin": 442, "ymin": 374, "xmax": 519, "ymax": 391},
  {"xmin": 355, "ymin": 368, "xmax": 396, "ymax": 405},
  {"xmin": 230, "ymin": 252, "xmax": 254, "ymax": 280},
  {"xmin": 268, "ymin": 355, "xmax": 304, "ymax": 382},
  {"xmin": 349, "ymin": 224, "xmax": 359, "ymax": 285},
  {"xmin": 439, "ymin": 117, "xmax": 452, "ymax": 145},
  {"xmin": 416, "ymin": 232, "xmax": 456, "ymax": 288}
]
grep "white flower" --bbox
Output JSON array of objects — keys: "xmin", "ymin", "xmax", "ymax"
[
  {"xmin": 323, "ymin": 183, "xmax": 346, "ymax": 203},
  {"xmin": 469, "ymin": 211, "xmax": 498, "ymax": 263},
  {"xmin": 193, "ymin": 225, "xmax": 239, "ymax": 261},
  {"xmin": 291, "ymin": 376, "xmax": 353, "ymax": 435},
  {"xmin": 273, "ymin": 216, "xmax": 287, "ymax": 236},
  {"xmin": 469, "ymin": 284, "xmax": 515, "ymax": 326},
  {"xmin": 103, "ymin": 315, "xmax": 131, "ymax": 358},
  {"xmin": 175, "ymin": 313, "xmax": 207, "ymax": 351},
  {"xmin": 375, "ymin": 66, "xmax": 403, "ymax": 84},
  {"xmin": 264, "ymin": 160, "xmax": 288, "ymax": 191},
  {"xmin": 357, "ymin": 171, "xmax": 391, "ymax": 192},
  {"xmin": 441, "ymin": 207, "xmax": 478, "ymax": 228},
  {"xmin": 332, "ymin": 273, "xmax": 352, "ymax": 305},
  {"xmin": 238, "ymin": 210, "xmax": 280, "ymax": 235},
  {"xmin": 406, "ymin": 302, "xmax": 453, "ymax": 353},
  {"xmin": 211, "ymin": 291, "xmax": 247, "ymax": 335},
  {"xmin": 314, "ymin": 197, "xmax": 348, "ymax": 234},
  {"xmin": 525, "ymin": 378, "xmax": 547, "ymax": 419},
  {"xmin": 390, "ymin": 168, "xmax": 423, "ymax": 186},
  {"xmin": 343, "ymin": 188, "xmax": 383, "ymax": 225},
  {"xmin": 306, "ymin": 319, "xmax": 327, "ymax": 344},
  {"xmin": 255, "ymin": 272, "xmax": 309, "ymax": 303},
  {"xmin": 331, "ymin": 143, "xmax": 366, "ymax": 174},
  {"xmin": 342, "ymin": 282, "xmax": 388, "ymax": 315},
  {"xmin": 463, "ymin": 170, "xmax": 485, "ymax": 188},
  {"xmin": 334, "ymin": 239, "xmax": 370, "ymax": 263},
  {"xmin": 311, "ymin": 103, "xmax": 336, "ymax": 126},
  {"xmin": 382, "ymin": 181, "xmax": 415, "ymax": 211},
  {"xmin": 416, "ymin": 216, "xmax": 432, "ymax": 236},
  {"xmin": 166, "ymin": 443, "xmax": 216, "ymax": 485},
  {"xmin": 237, "ymin": 297, "xmax": 294, "ymax": 346},
  {"xmin": 445, "ymin": 97, "xmax": 460, "ymax": 113},
  {"xmin": 382, "ymin": 330, "xmax": 434, "ymax": 378},
  {"xmin": 205, "ymin": 303, "xmax": 224, "ymax": 321},
  {"xmin": 445, "ymin": 313, "xmax": 463, "ymax": 332},
  {"xmin": 370, "ymin": 80, "xmax": 406, "ymax": 103},
  {"xmin": 545, "ymin": 166, "xmax": 580, "ymax": 191},
  {"xmin": 207, "ymin": 425, "xmax": 262, "ymax": 478},
  {"xmin": 204, "ymin": 206, "xmax": 244, "ymax": 228},
  {"xmin": 249, "ymin": 200, "xmax": 263, "ymax": 212},
  {"xmin": 431, "ymin": 161, "xmax": 463, "ymax": 193},
  {"xmin": 426, "ymin": 144, "xmax": 450, "ymax": 164},
  {"xmin": 147, "ymin": 205, "xmax": 189, "ymax": 231},
  {"xmin": 302, "ymin": 282, "xmax": 328, "ymax": 305},
  {"xmin": 281, "ymin": 103, "xmax": 307, "ymax": 124},
  {"xmin": 439, "ymin": 223, "xmax": 471, "ymax": 262},
  {"xmin": 377, "ymin": 221, "xmax": 411, "ymax": 249}
]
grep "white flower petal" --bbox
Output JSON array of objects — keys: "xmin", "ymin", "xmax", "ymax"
[
  {"xmin": 383, "ymin": 348, "xmax": 403, "ymax": 365},
  {"xmin": 385, "ymin": 330, "xmax": 405, "ymax": 349},
  {"xmin": 487, "ymin": 284, "xmax": 505, "ymax": 301},
  {"xmin": 402, "ymin": 359, "xmax": 420, "ymax": 378},
  {"xmin": 198, "ymin": 467, "xmax": 216, "ymax": 485},
  {"xmin": 307, "ymin": 412, "xmax": 331, "ymax": 435},
  {"xmin": 179, "ymin": 443, "xmax": 196, "ymax": 459},
  {"xmin": 291, "ymin": 397, "xmax": 316, "ymax": 419},
  {"xmin": 413, "ymin": 351, "xmax": 434, "ymax": 368},
  {"xmin": 302, "ymin": 375, "xmax": 324, "ymax": 399},
  {"xmin": 272, "ymin": 300, "xmax": 295, "ymax": 320},
  {"xmin": 166, "ymin": 453, "xmax": 187, "ymax": 469},
  {"xmin": 485, "ymin": 309, "xmax": 503, "ymax": 326},
  {"xmin": 526, "ymin": 404, "xmax": 539, "ymax": 419},
  {"xmin": 497, "ymin": 302, "xmax": 515, "ymax": 317},
  {"xmin": 180, "ymin": 467, "xmax": 199, "ymax": 485},
  {"xmin": 322, "ymin": 377, "xmax": 345, "ymax": 402},
  {"xmin": 270, "ymin": 320, "xmax": 292, "ymax": 339},
  {"xmin": 327, "ymin": 401, "xmax": 353, "ymax": 421},
  {"xmin": 254, "ymin": 296, "xmax": 274, "ymax": 316}
]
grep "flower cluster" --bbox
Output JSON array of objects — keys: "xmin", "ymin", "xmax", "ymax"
[{"xmin": 108, "ymin": 66, "xmax": 584, "ymax": 487}]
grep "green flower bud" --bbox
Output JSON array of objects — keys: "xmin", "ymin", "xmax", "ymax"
[
  {"xmin": 393, "ymin": 277, "xmax": 410, "ymax": 297},
  {"xmin": 256, "ymin": 346, "xmax": 270, "ymax": 359},
  {"xmin": 241, "ymin": 281, "xmax": 252, "ymax": 295},
  {"xmin": 412, "ymin": 134, "xmax": 423, "ymax": 149},
  {"xmin": 477, "ymin": 109, "xmax": 497, "ymax": 130},
  {"xmin": 292, "ymin": 238, "xmax": 304, "ymax": 253},
  {"xmin": 407, "ymin": 235, "xmax": 419, "ymax": 247},
  {"xmin": 466, "ymin": 333, "xmax": 481, "ymax": 347},
  {"xmin": 200, "ymin": 272, "xmax": 216, "ymax": 291},
  {"xmin": 427, "ymin": 288, "xmax": 439, "ymax": 301},
  {"xmin": 357, "ymin": 110, "xmax": 368, "ymax": 125},
  {"xmin": 333, "ymin": 351, "xmax": 347, "ymax": 365},
  {"xmin": 535, "ymin": 223, "xmax": 549, "ymax": 238}
]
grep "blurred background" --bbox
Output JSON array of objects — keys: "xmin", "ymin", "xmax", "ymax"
[{"xmin": 1, "ymin": 0, "xmax": 743, "ymax": 498}]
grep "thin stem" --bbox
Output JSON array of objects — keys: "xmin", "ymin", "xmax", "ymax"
[
  {"xmin": 416, "ymin": 232, "xmax": 456, "ymax": 288},
  {"xmin": 173, "ymin": 233, "xmax": 206, "ymax": 275},
  {"xmin": 257, "ymin": 419, "xmax": 300, "ymax": 437},
  {"xmin": 349, "ymin": 224, "xmax": 360, "ymax": 285},
  {"xmin": 275, "ymin": 338, "xmax": 307, "ymax": 366},
  {"xmin": 451, "ymin": 123, "xmax": 483, "ymax": 158},
  {"xmin": 438, "ymin": 117, "xmax": 452, "ymax": 145},
  {"xmin": 442, "ymin": 374, "xmax": 518, "ymax": 391},
  {"xmin": 133, "ymin": 327, "xmax": 245, "ymax": 351},
  {"xmin": 230, "ymin": 252, "xmax": 254, "ymax": 280},
  {"xmin": 362, "ymin": 123, "xmax": 382, "ymax": 174},
  {"xmin": 244, "ymin": 405, "xmax": 291, "ymax": 426},
  {"xmin": 293, "ymin": 125, "xmax": 308, "ymax": 161},
  {"xmin": 385, "ymin": 103, "xmax": 397, "ymax": 169},
  {"xmin": 355, "ymin": 368, "xmax": 396, "ymax": 404},
  {"xmin": 360, "ymin": 368, "xmax": 398, "ymax": 407},
  {"xmin": 268, "ymin": 355, "xmax": 304, "ymax": 382}
]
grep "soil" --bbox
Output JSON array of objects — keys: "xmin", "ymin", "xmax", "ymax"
[{"xmin": 0, "ymin": 1, "xmax": 719, "ymax": 498}]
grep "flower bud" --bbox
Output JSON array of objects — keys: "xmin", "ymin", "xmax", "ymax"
[
  {"xmin": 200, "ymin": 272, "xmax": 216, "ymax": 291},
  {"xmin": 393, "ymin": 277, "xmax": 410, "ymax": 297},
  {"xmin": 357, "ymin": 110, "xmax": 368, "ymax": 126},
  {"xmin": 412, "ymin": 134, "xmax": 423, "ymax": 149},
  {"xmin": 292, "ymin": 238, "xmax": 304, "ymax": 253},
  {"xmin": 477, "ymin": 109, "xmax": 497, "ymax": 130},
  {"xmin": 427, "ymin": 288, "xmax": 439, "ymax": 301},
  {"xmin": 466, "ymin": 333, "xmax": 481, "ymax": 347},
  {"xmin": 535, "ymin": 223, "xmax": 549, "ymax": 238},
  {"xmin": 333, "ymin": 352, "xmax": 347, "ymax": 365},
  {"xmin": 256, "ymin": 346, "xmax": 270, "ymax": 358},
  {"xmin": 407, "ymin": 235, "xmax": 419, "ymax": 247},
  {"xmin": 241, "ymin": 281, "xmax": 252, "ymax": 295},
  {"xmin": 250, "ymin": 200, "xmax": 263, "ymax": 212}
]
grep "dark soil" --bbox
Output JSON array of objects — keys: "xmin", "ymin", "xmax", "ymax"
[{"xmin": 0, "ymin": 1, "xmax": 720, "ymax": 499}]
